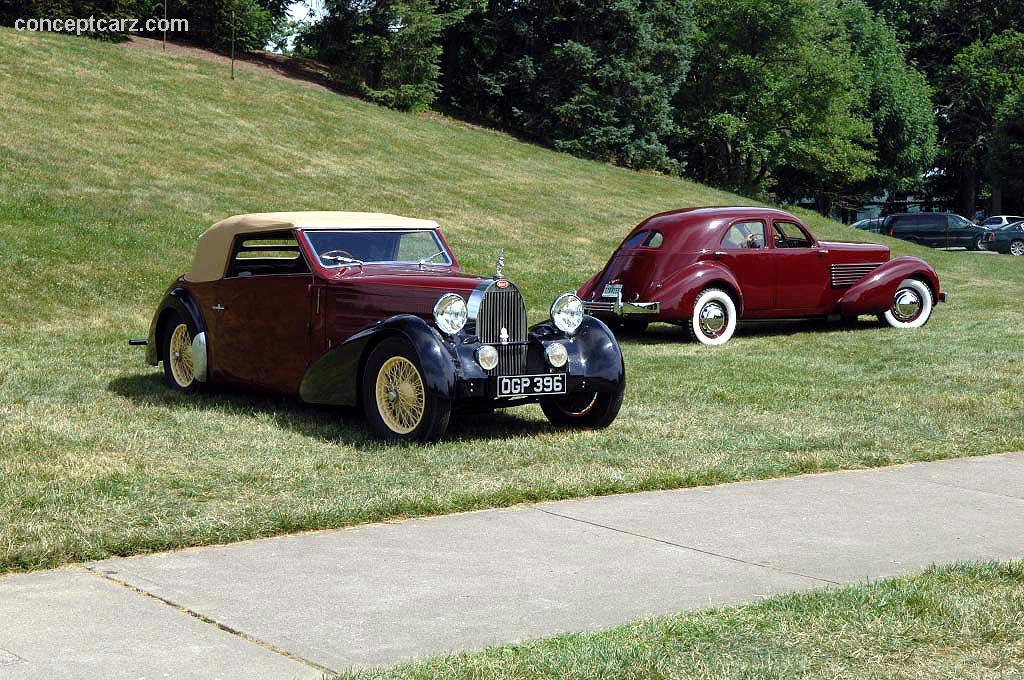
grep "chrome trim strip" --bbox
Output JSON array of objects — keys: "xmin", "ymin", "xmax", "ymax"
[
  {"xmin": 582, "ymin": 290, "xmax": 660, "ymax": 316},
  {"xmin": 830, "ymin": 262, "xmax": 885, "ymax": 288}
]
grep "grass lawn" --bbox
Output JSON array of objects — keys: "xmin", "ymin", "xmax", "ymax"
[
  {"xmin": 336, "ymin": 562, "xmax": 1024, "ymax": 680},
  {"xmin": 0, "ymin": 30, "xmax": 1022, "ymax": 574}
]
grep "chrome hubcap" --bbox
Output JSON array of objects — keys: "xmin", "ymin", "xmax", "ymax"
[
  {"xmin": 892, "ymin": 288, "xmax": 922, "ymax": 322},
  {"xmin": 699, "ymin": 302, "xmax": 727, "ymax": 336},
  {"xmin": 1012, "ymin": 241, "xmax": 1024, "ymax": 256}
]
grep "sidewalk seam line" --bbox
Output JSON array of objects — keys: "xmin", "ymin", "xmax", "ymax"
[
  {"xmin": 83, "ymin": 565, "xmax": 335, "ymax": 676},
  {"xmin": 533, "ymin": 507, "xmax": 841, "ymax": 586},
  {"xmin": 910, "ymin": 478, "xmax": 1024, "ymax": 504}
]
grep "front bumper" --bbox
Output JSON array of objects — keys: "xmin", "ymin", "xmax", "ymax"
[{"xmin": 582, "ymin": 292, "xmax": 660, "ymax": 316}]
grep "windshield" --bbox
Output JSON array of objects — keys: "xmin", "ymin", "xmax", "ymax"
[
  {"xmin": 304, "ymin": 229, "xmax": 452, "ymax": 267},
  {"xmin": 982, "ymin": 217, "xmax": 1002, "ymax": 226}
]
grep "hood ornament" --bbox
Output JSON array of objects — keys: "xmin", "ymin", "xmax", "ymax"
[{"xmin": 495, "ymin": 248, "xmax": 505, "ymax": 279}]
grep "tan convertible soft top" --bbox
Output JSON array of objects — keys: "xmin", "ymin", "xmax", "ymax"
[{"xmin": 185, "ymin": 211, "xmax": 441, "ymax": 282}]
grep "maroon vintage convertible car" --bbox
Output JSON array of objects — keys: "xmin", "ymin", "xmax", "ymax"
[
  {"xmin": 579, "ymin": 207, "xmax": 945, "ymax": 345},
  {"xmin": 134, "ymin": 212, "xmax": 625, "ymax": 442}
]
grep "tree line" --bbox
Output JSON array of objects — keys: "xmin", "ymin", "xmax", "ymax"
[{"xmin": 4, "ymin": 0, "xmax": 1021, "ymax": 216}]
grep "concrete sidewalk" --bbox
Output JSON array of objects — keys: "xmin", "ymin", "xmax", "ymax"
[{"xmin": 1, "ymin": 453, "xmax": 1022, "ymax": 679}]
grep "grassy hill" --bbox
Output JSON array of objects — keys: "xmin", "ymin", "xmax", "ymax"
[{"xmin": 1, "ymin": 30, "xmax": 1022, "ymax": 573}]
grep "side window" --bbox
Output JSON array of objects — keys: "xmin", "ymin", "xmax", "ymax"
[
  {"xmin": 227, "ymin": 231, "xmax": 309, "ymax": 277},
  {"xmin": 644, "ymin": 231, "xmax": 664, "ymax": 248},
  {"xmin": 622, "ymin": 231, "xmax": 649, "ymax": 248},
  {"xmin": 772, "ymin": 221, "xmax": 813, "ymax": 248},
  {"xmin": 721, "ymin": 221, "xmax": 766, "ymax": 249}
]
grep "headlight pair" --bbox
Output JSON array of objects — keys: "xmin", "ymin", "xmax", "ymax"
[{"xmin": 434, "ymin": 290, "xmax": 584, "ymax": 337}]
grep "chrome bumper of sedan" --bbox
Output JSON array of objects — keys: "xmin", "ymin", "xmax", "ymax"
[{"xmin": 583, "ymin": 295, "xmax": 660, "ymax": 316}]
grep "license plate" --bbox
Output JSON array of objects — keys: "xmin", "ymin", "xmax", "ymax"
[
  {"xmin": 497, "ymin": 374, "xmax": 566, "ymax": 397},
  {"xmin": 602, "ymin": 284, "xmax": 623, "ymax": 299}
]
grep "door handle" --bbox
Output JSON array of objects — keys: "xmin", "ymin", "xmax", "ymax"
[
  {"xmin": 213, "ymin": 304, "xmax": 225, "ymax": 312},
  {"xmin": 817, "ymin": 249, "xmax": 829, "ymax": 256},
  {"xmin": 713, "ymin": 251, "xmax": 727, "ymax": 259}
]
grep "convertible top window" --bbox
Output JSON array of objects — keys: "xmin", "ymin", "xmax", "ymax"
[
  {"xmin": 227, "ymin": 231, "xmax": 309, "ymax": 277},
  {"xmin": 305, "ymin": 229, "xmax": 452, "ymax": 267}
]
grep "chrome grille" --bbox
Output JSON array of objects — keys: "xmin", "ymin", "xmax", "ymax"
[
  {"xmin": 830, "ymin": 262, "xmax": 884, "ymax": 288},
  {"xmin": 477, "ymin": 282, "xmax": 528, "ymax": 376}
]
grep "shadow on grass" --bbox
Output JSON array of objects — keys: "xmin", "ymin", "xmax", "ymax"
[
  {"xmin": 615, "ymin": 317, "xmax": 880, "ymax": 346},
  {"xmin": 107, "ymin": 374, "xmax": 552, "ymax": 445}
]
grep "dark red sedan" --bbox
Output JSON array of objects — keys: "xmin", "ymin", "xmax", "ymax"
[
  {"xmin": 135, "ymin": 212, "xmax": 625, "ymax": 442},
  {"xmin": 579, "ymin": 207, "xmax": 945, "ymax": 345}
]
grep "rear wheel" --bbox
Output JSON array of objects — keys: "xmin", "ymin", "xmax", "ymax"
[
  {"xmin": 972, "ymin": 235, "xmax": 986, "ymax": 251},
  {"xmin": 1010, "ymin": 240, "xmax": 1024, "ymax": 257},
  {"xmin": 160, "ymin": 314, "xmax": 202, "ymax": 394},
  {"xmin": 879, "ymin": 279, "xmax": 933, "ymax": 329},
  {"xmin": 362, "ymin": 337, "xmax": 451, "ymax": 443},
  {"xmin": 689, "ymin": 288, "xmax": 737, "ymax": 345},
  {"xmin": 541, "ymin": 387, "xmax": 624, "ymax": 430}
]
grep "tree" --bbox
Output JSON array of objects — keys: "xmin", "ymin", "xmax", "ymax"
[
  {"xmin": 297, "ymin": 0, "xmax": 477, "ymax": 111},
  {"xmin": 869, "ymin": 0, "xmax": 1024, "ymax": 215},
  {"xmin": 947, "ymin": 31, "xmax": 1024, "ymax": 214},
  {"xmin": 672, "ymin": 0, "xmax": 934, "ymax": 210},
  {"xmin": 440, "ymin": 0, "xmax": 697, "ymax": 170}
]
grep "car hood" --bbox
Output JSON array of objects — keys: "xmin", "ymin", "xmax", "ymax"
[{"xmin": 819, "ymin": 241, "xmax": 890, "ymax": 260}]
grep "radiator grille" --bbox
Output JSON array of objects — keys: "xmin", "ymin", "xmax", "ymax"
[
  {"xmin": 477, "ymin": 283, "xmax": 528, "ymax": 376},
  {"xmin": 830, "ymin": 262, "xmax": 884, "ymax": 288}
]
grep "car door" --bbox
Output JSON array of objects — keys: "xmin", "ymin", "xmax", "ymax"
[
  {"xmin": 947, "ymin": 214, "xmax": 977, "ymax": 247},
  {"xmin": 207, "ymin": 230, "xmax": 316, "ymax": 394},
  {"xmin": 771, "ymin": 220, "xmax": 830, "ymax": 313},
  {"xmin": 715, "ymin": 219, "xmax": 774, "ymax": 312}
]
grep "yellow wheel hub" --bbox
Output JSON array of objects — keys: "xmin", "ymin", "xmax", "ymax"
[
  {"xmin": 375, "ymin": 356, "xmax": 425, "ymax": 434},
  {"xmin": 169, "ymin": 323, "xmax": 194, "ymax": 388}
]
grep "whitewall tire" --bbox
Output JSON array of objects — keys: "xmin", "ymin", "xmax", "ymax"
[
  {"xmin": 881, "ymin": 279, "xmax": 933, "ymax": 329},
  {"xmin": 690, "ymin": 288, "xmax": 737, "ymax": 345}
]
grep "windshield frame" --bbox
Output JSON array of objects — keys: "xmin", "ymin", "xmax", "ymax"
[{"xmin": 301, "ymin": 228, "xmax": 454, "ymax": 269}]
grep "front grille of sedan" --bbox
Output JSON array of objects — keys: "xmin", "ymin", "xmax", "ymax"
[
  {"xmin": 477, "ymin": 282, "xmax": 528, "ymax": 376},
  {"xmin": 830, "ymin": 262, "xmax": 885, "ymax": 288}
]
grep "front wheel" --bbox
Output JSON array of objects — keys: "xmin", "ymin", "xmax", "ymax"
[
  {"xmin": 541, "ymin": 388, "xmax": 624, "ymax": 430},
  {"xmin": 362, "ymin": 337, "xmax": 451, "ymax": 443},
  {"xmin": 689, "ymin": 288, "xmax": 738, "ymax": 345},
  {"xmin": 1010, "ymin": 240, "xmax": 1024, "ymax": 257},
  {"xmin": 879, "ymin": 278, "xmax": 933, "ymax": 329}
]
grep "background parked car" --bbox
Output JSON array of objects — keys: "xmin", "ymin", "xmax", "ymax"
[
  {"xmin": 979, "ymin": 215, "xmax": 1024, "ymax": 229},
  {"xmin": 981, "ymin": 221, "xmax": 1024, "ymax": 256},
  {"xmin": 851, "ymin": 217, "xmax": 884, "ymax": 233},
  {"xmin": 882, "ymin": 212, "xmax": 987, "ymax": 250}
]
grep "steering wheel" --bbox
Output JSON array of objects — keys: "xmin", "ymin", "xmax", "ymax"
[{"xmin": 321, "ymin": 249, "xmax": 357, "ymax": 262}]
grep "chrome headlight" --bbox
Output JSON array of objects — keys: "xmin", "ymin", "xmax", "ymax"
[
  {"xmin": 433, "ymin": 293, "xmax": 467, "ymax": 335},
  {"xmin": 550, "ymin": 293, "xmax": 584, "ymax": 335},
  {"xmin": 545, "ymin": 342, "xmax": 568, "ymax": 368},
  {"xmin": 476, "ymin": 345, "xmax": 499, "ymax": 370}
]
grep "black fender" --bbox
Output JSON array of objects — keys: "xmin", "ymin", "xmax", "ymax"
[
  {"xmin": 299, "ymin": 315, "xmax": 456, "ymax": 407},
  {"xmin": 146, "ymin": 286, "xmax": 207, "ymax": 366},
  {"xmin": 531, "ymin": 316, "xmax": 625, "ymax": 393}
]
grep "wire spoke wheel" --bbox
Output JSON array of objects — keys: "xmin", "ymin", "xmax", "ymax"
[
  {"xmin": 375, "ymin": 356, "xmax": 425, "ymax": 434},
  {"xmin": 168, "ymin": 323, "xmax": 194, "ymax": 387}
]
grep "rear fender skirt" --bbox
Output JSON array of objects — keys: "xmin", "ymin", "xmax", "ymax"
[
  {"xmin": 838, "ymin": 256, "xmax": 942, "ymax": 317},
  {"xmin": 299, "ymin": 315, "xmax": 456, "ymax": 407},
  {"xmin": 654, "ymin": 261, "xmax": 744, "ymax": 320},
  {"xmin": 146, "ymin": 287, "xmax": 207, "ymax": 366}
]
